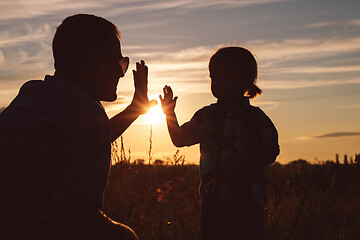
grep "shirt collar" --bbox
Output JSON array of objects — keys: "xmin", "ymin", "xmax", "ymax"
[
  {"xmin": 45, "ymin": 71, "xmax": 93, "ymax": 100},
  {"xmin": 217, "ymin": 97, "xmax": 250, "ymax": 107}
]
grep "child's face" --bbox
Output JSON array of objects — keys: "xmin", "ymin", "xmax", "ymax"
[{"xmin": 209, "ymin": 62, "xmax": 243, "ymax": 100}]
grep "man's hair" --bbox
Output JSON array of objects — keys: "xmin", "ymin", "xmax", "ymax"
[{"xmin": 52, "ymin": 14, "xmax": 120, "ymax": 74}]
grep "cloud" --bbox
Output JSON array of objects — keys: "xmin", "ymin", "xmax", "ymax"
[
  {"xmin": 314, "ymin": 132, "xmax": 360, "ymax": 138},
  {"xmin": 259, "ymin": 77, "xmax": 360, "ymax": 90},
  {"xmin": 264, "ymin": 65, "xmax": 360, "ymax": 75},
  {"xmin": 127, "ymin": 36, "xmax": 360, "ymax": 91},
  {"xmin": 105, "ymin": 0, "xmax": 287, "ymax": 17},
  {"xmin": 101, "ymin": 96, "xmax": 131, "ymax": 117},
  {"xmin": 0, "ymin": 50, "xmax": 4, "ymax": 65},
  {"xmin": 0, "ymin": 0, "xmax": 287, "ymax": 21},
  {"xmin": 304, "ymin": 19, "xmax": 360, "ymax": 28},
  {"xmin": 0, "ymin": 24, "xmax": 52, "ymax": 48},
  {"xmin": 0, "ymin": 44, "xmax": 52, "ymax": 81},
  {"xmin": 335, "ymin": 104, "xmax": 360, "ymax": 109},
  {"xmin": 252, "ymin": 100, "xmax": 279, "ymax": 110},
  {"xmin": 300, "ymin": 132, "xmax": 360, "ymax": 140},
  {"xmin": 249, "ymin": 37, "xmax": 360, "ymax": 64},
  {"xmin": 0, "ymin": 0, "xmax": 105, "ymax": 21}
]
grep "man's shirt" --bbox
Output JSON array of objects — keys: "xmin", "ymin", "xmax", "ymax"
[{"xmin": 0, "ymin": 72, "xmax": 111, "ymax": 225}]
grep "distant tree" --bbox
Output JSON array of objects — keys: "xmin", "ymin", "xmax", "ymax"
[
  {"xmin": 289, "ymin": 158, "xmax": 309, "ymax": 166},
  {"xmin": 154, "ymin": 159, "xmax": 165, "ymax": 165},
  {"xmin": 350, "ymin": 156, "xmax": 354, "ymax": 165},
  {"xmin": 324, "ymin": 160, "xmax": 335, "ymax": 166},
  {"xmin": 336, "ymin": 154, "xmax": 339, "ymax": 164},
  {"xmin": 344, "ymin": 154, "xmax": 348, "ymax": 165},
  {"xmin": 134, "ymin": 159, "xmax": 145, "ymax": 165}
]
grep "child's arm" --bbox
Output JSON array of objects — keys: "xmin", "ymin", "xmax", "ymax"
[{"xmin": 160, "ymin": 85, "xmax": 189, "ymax": 147}]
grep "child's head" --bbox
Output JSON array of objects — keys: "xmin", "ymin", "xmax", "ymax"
[{"xmin": 209, "ymin": 46, "xmax": 262, "ymax": 100}]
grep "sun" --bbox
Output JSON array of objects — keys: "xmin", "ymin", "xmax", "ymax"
[{"xmin": 143, "ymin": 102, "xmax": 165, "ymax": 125}]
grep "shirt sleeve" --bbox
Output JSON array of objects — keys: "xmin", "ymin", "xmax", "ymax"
[
  {"xmin": 256, "ymin": 109, "xmax": 280, "ymax": 164},
  {"xmin": 54, "ymin": 101, "xmax": 111, "ymax": 207},
  {"xmin": 178, "ymin": 108, "xmax": 204, "ymax": 146}
]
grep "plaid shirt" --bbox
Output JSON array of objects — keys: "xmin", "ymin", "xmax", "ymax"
[
  {"xmin": 0, "ymin": 72, "xmax": 111, "ymax": 226},
  {"xmin": 180, "ymin": 98, "xmax": 279, "ymax": 208}
]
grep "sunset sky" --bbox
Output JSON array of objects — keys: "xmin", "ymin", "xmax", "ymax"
[{"xmin": 1, "ymin": 0, "xmax": 359, "ymax": 164}]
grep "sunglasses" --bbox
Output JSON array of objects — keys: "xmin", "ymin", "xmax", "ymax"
[{"xmin": 119, "ymin": 56, "xmax": 129, "ymax": 76}]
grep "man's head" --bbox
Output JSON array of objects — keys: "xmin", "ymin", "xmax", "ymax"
[{"xmin": 53, "ymin": 14, "xmax": 128, "ymax": 101}]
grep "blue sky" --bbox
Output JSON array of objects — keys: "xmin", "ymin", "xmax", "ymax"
[{"xmin": 1, "ymin": 0, "xmax": 359, "ymax": 163}]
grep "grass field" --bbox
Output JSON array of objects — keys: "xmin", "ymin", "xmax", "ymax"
[{"xmin": 103, "ymin": 160, "xmax": 360, "ymax": 240}]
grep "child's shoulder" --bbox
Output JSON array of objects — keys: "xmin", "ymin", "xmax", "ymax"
[
  {"xmin": 195, "ymin": 102, "xmax": 221, "ymax": 115},
  {"xmin": 189, "ymin": 102, "xmax": 220, "ymax": 122},
  {"xmin": 249, "ymin": 104, "xmax": 277, "ymax": 129}
]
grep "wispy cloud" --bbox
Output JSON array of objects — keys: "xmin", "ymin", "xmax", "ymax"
[
  {"xmin": 0, "ymin": 24, "xmax": 52, "ymax": 48},
  {"xmin": 252, "ymin": 100, "xmax": 279, "ymax": 110},
  {"xmin": 0, "ymin": 44, "xmax": 52, "ymax": 80},
  {"xmin": 304, "ymin": 19, "xmax": 360, "ymax": 28},
  {"xmin": 264, "ymin": 65, "xmax": 360, "ymax": 75},
  {"xmin": 126, "ymin": 36, "xmax": 360, "ymax": 91},
  {"xmin": 0, "ymin": 0, "xmax": 105, "ymax": 21},
  {"xmin": 335, "ymin": 104, "xmax": 360, "ymax": 109},
  {"xmin": 315, "ymin": 132, "xmax": 360, "ymax": 138},
  {"xmin": 105, "ymin": 0, "xmax": 287, "ymax": 17},
  {"xmin": 259, "ymin": 77, "xmax": 360, "ymax": 90},
  {"xmin": 101, "ymin": 96, "xmax": 130, "ymax": 116},
  {"xmin": 250, "ymin": 37, "xmax": 360, "ymax": 64},
  {"xmin": 0, "ymin": 0, "xmax": 287, "ymax": 21},
  {"xmin": 300, "ymin": 131, "xmax": 360, "ymax": 140}
]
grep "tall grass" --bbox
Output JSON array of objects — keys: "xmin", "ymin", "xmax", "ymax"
[{"xmin": 103, "ymin": 160, "xmax": 360, "ymax": 240}]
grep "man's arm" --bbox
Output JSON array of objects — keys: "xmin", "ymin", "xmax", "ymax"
[
  {"xmin": 110, "ymin": 60, "xmax": 157, "ymax": 141},
  {"xmin": 160, "ymin": 85, "xmax": 190, "ymax": 147}
]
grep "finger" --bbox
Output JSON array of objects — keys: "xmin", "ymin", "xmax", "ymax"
[
  {"xmin": 159, "ymin": 95, "xmax": 164, "ymax": 103},
  {"xmin": 141, "ymin": 60, "xmax": 145, "ymax": 66},
  {"xmin": 168, "ymin": 86, "xmax": 173, "ymax": 94},
  {"xmin": 164, "ymin": 85, "xmax": 169, "ymax": 95},
  {"xmin": 149, "ymin": 99, "xmax": 158, "ymax": 107},
  {"xmin": 167, "ymin": 86, "xmax": 173, "ymax": 98}
]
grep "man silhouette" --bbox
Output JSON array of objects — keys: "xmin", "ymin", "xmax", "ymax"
[{"xmin": 0, "ymin": 14, "xmax": 156, "ymax": 239}]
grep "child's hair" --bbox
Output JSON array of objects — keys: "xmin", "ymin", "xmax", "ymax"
[{"xmin": 209, "ymin": 46, "xmax": 262, "ymax": 99}]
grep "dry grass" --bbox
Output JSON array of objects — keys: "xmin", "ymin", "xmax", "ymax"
[{"xmin": 103, "ymin": 161, "xmax": 360, "ymax": 240}]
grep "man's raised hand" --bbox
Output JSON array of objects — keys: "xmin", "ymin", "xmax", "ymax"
[{"xmin": 131, "ymin": 60, "xmax": 157, "ymax": 114}]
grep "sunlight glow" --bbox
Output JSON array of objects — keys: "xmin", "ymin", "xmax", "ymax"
[{"xmin": 143, "ymin": 101, "xmax": 165, "ymax": 125}]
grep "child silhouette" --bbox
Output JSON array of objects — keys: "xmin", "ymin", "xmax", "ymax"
[{"xmin": 160, "ymin": 46, "xmax": 280, "ymax": 240}]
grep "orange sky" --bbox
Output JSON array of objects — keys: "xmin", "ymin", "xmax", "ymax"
[{"xmin": 1, "ymin": 0, "xmax": 360, "ymax": 164}]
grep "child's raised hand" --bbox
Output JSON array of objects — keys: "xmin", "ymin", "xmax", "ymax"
[{"xmin": 160, "ymin": 85, "xmax": 178, "ymax": 115}]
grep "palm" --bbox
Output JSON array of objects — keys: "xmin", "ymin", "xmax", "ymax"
[
  {"xmin": 132, "ymin": 60, "xmax": 157, "ymax": 114},
  {"xmin": 160, "ymin": 85, "xmax": 177, "ymax": 115}
]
